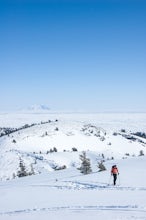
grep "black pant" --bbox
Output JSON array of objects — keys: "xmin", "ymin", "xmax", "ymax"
[{"xmin": 113, "ymin": 174, "xmax": 117, "ymax": 185}]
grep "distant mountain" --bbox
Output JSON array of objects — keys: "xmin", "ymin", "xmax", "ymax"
[{"xmin": 21, "ymin": 104, "xmax": 50, "ymax": 113}]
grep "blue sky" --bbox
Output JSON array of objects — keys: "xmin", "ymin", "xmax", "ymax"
[{"xmin": 0, "ymin": 0, "xmax": 146, "ymax": 112}]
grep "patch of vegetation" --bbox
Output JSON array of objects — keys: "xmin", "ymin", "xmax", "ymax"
[
  {"xmin": 132, "ymin": 132, "xmax": 146, "ymax": 139},
  {"xmin": 98, "ymin": 161, "xmax": 106, "ymax": 172}
]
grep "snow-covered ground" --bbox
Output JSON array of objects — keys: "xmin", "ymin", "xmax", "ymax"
[
  {"xmin": 0, "ymin": 157, "xmax": 146, "ymax": 220},
  {"xmin": 0, "ymin": 112, "xmax": 146, "ymax": 219}
]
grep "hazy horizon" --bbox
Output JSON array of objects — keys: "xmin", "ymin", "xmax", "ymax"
[{"xmin": 0, "ymin": 104, "xmax": 146, "ymax": 114}]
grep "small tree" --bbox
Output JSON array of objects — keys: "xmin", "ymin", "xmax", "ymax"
[
  {"xmin": 29, "ymin": 164, "xmax": 35, "ymax": 175},
  {"xmin": 17, "ymin": 157, "xmax": 27, "ymax": 177},
  {"xmin": 139, "ymin": 150, "xmax": 144, "ymax": 156},
  {"xmin": 98, "ymin": 161, "xmax": 106, "ymax": 172},
  {"xmin": 53, "ymin": 147, "xmax": 57, "ymax": 152},
  {"xmin": 79, "ymin": 151, "xmax": 92, "ymax": 175}
]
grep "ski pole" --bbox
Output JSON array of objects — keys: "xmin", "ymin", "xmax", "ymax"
[{"xmin": 118, "ymin": 174, "xmax": 120, "ymax": 185}]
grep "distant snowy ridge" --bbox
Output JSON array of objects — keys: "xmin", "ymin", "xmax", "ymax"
[{"xmin": 20, "ymin": 104, "xmax": 50, "ymax": 113}]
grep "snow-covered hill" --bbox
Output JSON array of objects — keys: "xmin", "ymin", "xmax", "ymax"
[{"xmin": 0, "ymin": 112, "xmax": 146, "ymax": 181}]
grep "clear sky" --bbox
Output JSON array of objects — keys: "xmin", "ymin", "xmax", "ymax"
[{"xmin": 0, "ymin": 0, "xmax": 146, "ymax": 112}]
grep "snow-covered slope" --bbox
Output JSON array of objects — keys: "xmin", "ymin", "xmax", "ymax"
[
  {"xmin": 0, "ymin": 112, "xmax": 146, "ymax": 181},
  {"xmin": 0, "ymin": 156, "xmax": 146, "ymax": 220}
]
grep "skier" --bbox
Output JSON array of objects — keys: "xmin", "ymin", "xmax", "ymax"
[{"xmin": 111, "ymin": 165, "xmax": 119, "ymax": 185}]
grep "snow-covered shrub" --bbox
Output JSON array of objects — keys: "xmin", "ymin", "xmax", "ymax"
[
  {"xmin": 100, "ymin": 136, "xmax": 105, "ymax": 141},
  {"xmin": 113, "ymin": 132, "xmax": 118, "ymax": 136},
  {"xmin": 49, "ymin": 147, "xmax": 58, "ymax": 153},
  {"xmin": 12, "ymin": 139, "xmax": 16, "ymax": 143},
  {"xmin": 54, "ymin": 165, "xmax": 66, "ymax": 171},
  {"xmin": 72, "ymin": 147, "xmax": 78, "ymax": 152},
  {"xmin": 81, "ymin": 124, "xmax": 106, "ymax": 138}
]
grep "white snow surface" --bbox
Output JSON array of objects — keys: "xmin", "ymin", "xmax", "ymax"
[
  {"xmin": 0, "ymin": 112, "xmax": 146, "ymax": 219},
  {"xmin": 0, "ymin": 157, "xmax": 146, "ymax": 220}
]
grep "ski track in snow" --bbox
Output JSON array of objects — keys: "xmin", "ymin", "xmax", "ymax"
[
  {"xmin": 2, "ymin": 181, "xmax": 146, "ymax": 218},
  {"xmin": 0, "ymin": 205, "xmax": 146, "ymax": 217},
  {"xmin": 30, "ymin": 181, "xmax": 146, "ymax": 191}
]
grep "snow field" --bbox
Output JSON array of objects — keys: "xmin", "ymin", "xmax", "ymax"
[{"xmin": 0, "ymin": 157, "xmax": 146, "ymax": 220}]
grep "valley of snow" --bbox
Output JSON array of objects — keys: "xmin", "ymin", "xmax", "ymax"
[{"xmin": 0, "ymin": 112, "xmax": 146, "ymax": 220}]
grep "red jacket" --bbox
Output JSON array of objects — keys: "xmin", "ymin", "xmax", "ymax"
[{"xmin": 111, "ymin": 166, "xmax": 119, "ymax": 174}]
